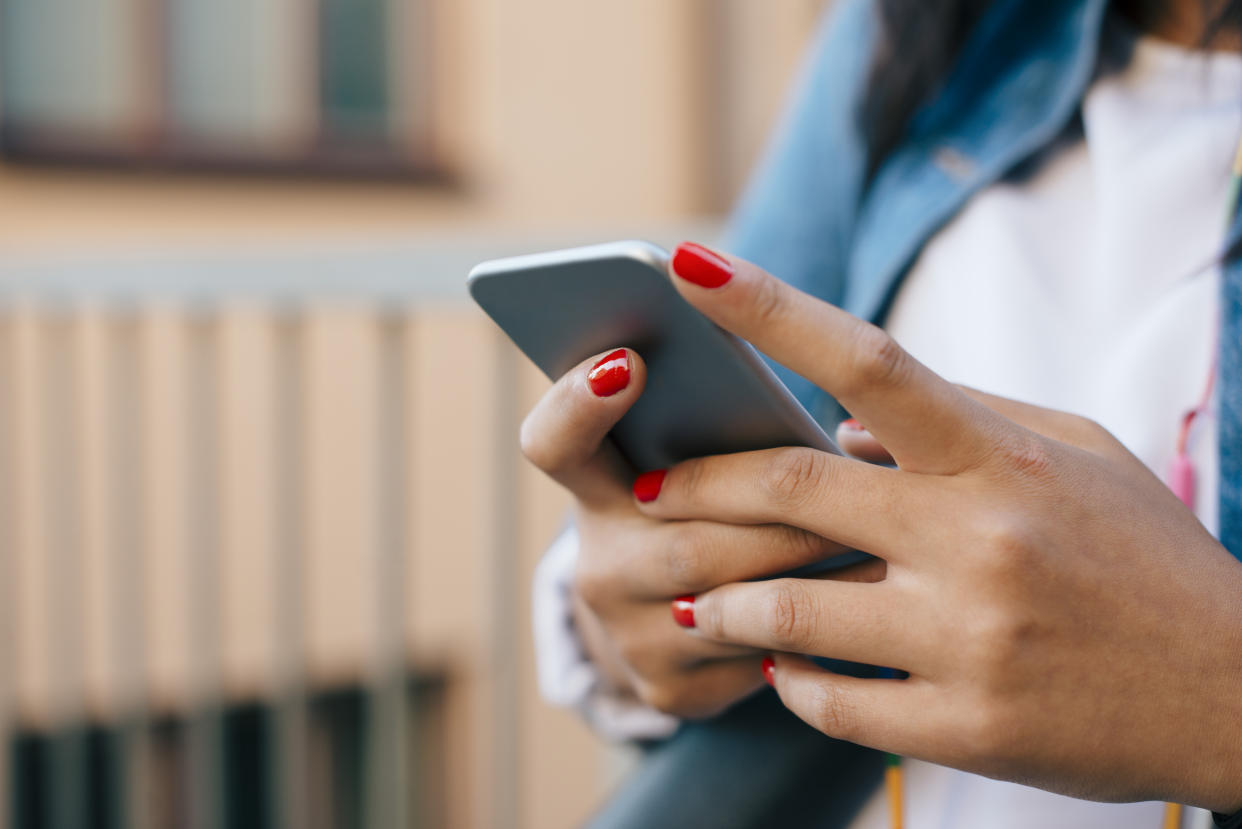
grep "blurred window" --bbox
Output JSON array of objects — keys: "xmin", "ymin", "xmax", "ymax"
[
  {"xmin": 0, "ymin": 0, "xmax": 441, "ymax": 178},
  {"xmin": 8, "ymin": 677, "xmax": 448, "ymax": 829}
]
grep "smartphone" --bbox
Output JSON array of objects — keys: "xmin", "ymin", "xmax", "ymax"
[{"xmin": 467, "ymin": 240, "xmax": 842, "ymax": 472}]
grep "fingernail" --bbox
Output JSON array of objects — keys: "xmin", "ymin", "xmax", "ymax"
[
  {"xmin": 588, "ymin": 349, "xmax": 630, "ymax": 397},
  {"xmin": 671, "ymin": 595, "xmax": 696, "ymax": 628},
  {"xmin": 762, "ymin": 656, "xmax": 776, "ymax": 687},
  {"xmin": 672, "ymin": 242, "xmax": 734, "ymax": 288},
  {"xmin": 841, "ymin": 418, "xmax": 865, "ymax": 432},
  {"xmin": 633, "ymin": 469, "xmax": 667, "ymax": 502}
]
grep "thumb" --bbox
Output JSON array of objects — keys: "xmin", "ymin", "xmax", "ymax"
[{"xmin": 520, "ymin": 347, "xmax": 648, "ymax": 507}]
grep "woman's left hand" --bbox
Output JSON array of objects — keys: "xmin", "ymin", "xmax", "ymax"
[{"xmin": 649, "ymin": 243, "xmax": 1242, "ymax": 812}]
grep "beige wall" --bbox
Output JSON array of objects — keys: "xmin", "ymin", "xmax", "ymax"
[
  {"xmin": 0, "ymin": 0, "xmax": 830, "ymax": 257},
  {"xmin": 0, "ymin": 2, "xmax": 831, "ymax": 827}
]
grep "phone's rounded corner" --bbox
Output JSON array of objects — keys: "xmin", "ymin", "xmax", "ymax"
[
  {"xmin": 465, "ymin": 262, "xmax": 491, "ymax": 293},
  {"xmin": 613, "ymin": 239, "xmax": 670, "ymax": 272},
  {"xmin": 466, "ymin": 261, "xmax": 506, "ymax": 309}
]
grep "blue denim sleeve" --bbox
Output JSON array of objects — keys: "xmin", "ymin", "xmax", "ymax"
[
  {"xmin": 1218, "ymin": 218, "xmax": 1242, "ymax": 562},
  {"xmin": 721, "ymin": 0, "xmax": 876, "ymax": 416}
]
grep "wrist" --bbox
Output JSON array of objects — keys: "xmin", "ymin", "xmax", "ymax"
[{"xmin": 1187, "ymin": 556, "xmax": 1242, "ymax": 814}]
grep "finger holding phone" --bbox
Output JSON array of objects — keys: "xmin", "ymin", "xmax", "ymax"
[
  {"xmin": 645, "ymin": 243, "xmax": 1242, "ymax": 813},
  {"xmin": 519, "ymin": 344, "xmax": 873, "ymax": 718}
]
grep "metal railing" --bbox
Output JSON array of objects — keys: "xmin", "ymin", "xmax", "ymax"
[{"xmin": 0, "ymin": 225, "xmax": 715, "ymax": 829}]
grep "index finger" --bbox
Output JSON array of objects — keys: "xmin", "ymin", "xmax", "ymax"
[{"xmin": 668, "ymin": 243, "xmax": 1005, "ymax": 475}]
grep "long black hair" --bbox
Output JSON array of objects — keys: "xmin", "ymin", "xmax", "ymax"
[{"xmin": 864, "ymin": 0, "xmax": 1242, "ymax": 170}]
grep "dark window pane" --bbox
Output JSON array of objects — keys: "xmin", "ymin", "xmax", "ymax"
[
  {"xmin": 0, "ymin": 0, "xmax": 139, "ymax": 138},
  {"xmin": 84, "ymin": 726, "xmax": 120, "ymax": 829},
  {"xmin": 10, "ymin": 731, "xmax": 47, "ymax": 829},
  {"xmin": 223, "ymin": 704, "xmax": 271, "ymax": 829},
  {"xmin": 9, "ymin": 725, "xmax": 117, "ymax": 829},
  {"xmin": 309, "ymin": 687, "xmax": 366, "ymax": 829},
  {"xmin": 319, "ymin": 0, "xmax": 391, "ymax": 140}
]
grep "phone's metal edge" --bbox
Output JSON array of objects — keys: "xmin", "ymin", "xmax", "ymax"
[
  {"xmin": 466, "ymin": 238, "xmax": 840, "ymax": 455},
  {"xmin": 718, "ymin": 332, "xmax": 842, "ymax": 455},
  {"xmin": 466, "ymin": 240, "xmax": 669, "ymax": 295}
]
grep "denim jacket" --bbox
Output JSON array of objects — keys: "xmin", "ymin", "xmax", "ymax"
[{"xmin": 725, "ymin": 0, "xmax": 1242, "ymax": 562}]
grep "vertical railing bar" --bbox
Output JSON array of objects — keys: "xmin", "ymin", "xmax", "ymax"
[
  {"xmin": 271, "ymin": 307, "xmax": 310, "ymax": 829},
  {"xmin": 109, "ymin": 311, "xmax": 151, "ymax": 829},
  {"xmin": 489, "ymin": 334, "xmax": 521, "ymax": 829},
  {"xmin": 0, "ymin": 310, "xmax": 18, "ymax": 829},
  {"xmin": 185, "ymin": 309, "xmax": 223, "ymax": 829},
  {"xmin": 366, "ymin": 308, "xmax": 411, "ymax": 829},
  {"xmin": 40, "ymin": 310, "xmax": 88, "ymax": 829}
]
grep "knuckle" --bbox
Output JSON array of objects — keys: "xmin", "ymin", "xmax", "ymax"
[
  {"xmin": 749, "ymin": 272, "xmax": 789, "ymax": 329},
  {"xmin": 634, "ymin": 680, "xmax": 674, "ymax": 714},
  {"xmin": 847, "ymin": 325, "xmax": 913, "ymax": 394},
  {"xmin": 1073, "ymin": 414, "xmax": 1111, "ymax": 444},
  {"xmin": 998, "ymin": 434, "xmax": 1055, "ymax": 481},
  {"xmin": 664, "ymin": 527, "xmax": 713, "ymax": 594},
  {"xmin": 765, "ymin": 579, "xmax": 820, "ymax": 651},
  {"xmin": 761, "ymin": 448, "xmax": 829, "ymax": 509},
  {"xmin": 1053, "ymin": 412, "xmax": 1116, "ymax": 451},
  {"xmin": 1076, "ymin": 417, "xmax": 1129, "ymax": 459},
  {"xmin": 810, "ymin": 682, "xmax": 856, "ymax": 740},
  {"xmin": 636, "ymin": 679, "xmax": 697, "ymax": 718},
  {"xmin": 616, "ymin": 638, "xmax": 663, "ymax": 679},
  {"xmin": 961, "ymin": 515, "xmax": 1041, "ymax": 594},
  {"xmin": 974, "ymin": 511, "xmax": 1039, "ymax": 574},
  {"xmin": 673, "ymin": 457, "xmax": 707, "ymax": 504},
  {"xmin": 966, "ymin": 606, "xmax": 1036, "ymax": 686},
  {"xmin": 517, "ymin": 412, "xmax": 557, "ymax": 472},
  {"xmin": 778, "ymin": 524, "xmax": 828, "ymax": 561},
  {"xmin": 572, "ymin": 558, "xmax": 614, "ymax": 610},
  {"xmin": 957, "ymin": 698, "xmax": 1020, "ymax": 760}
]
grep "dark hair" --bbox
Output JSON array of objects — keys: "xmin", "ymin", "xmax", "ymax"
[{"xmin": 864, "ymin": 0, "xmax": 1242, "ymax": 172}]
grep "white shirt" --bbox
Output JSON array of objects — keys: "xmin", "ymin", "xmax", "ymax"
[
  {"xmin": 852, "ymin": 22, "xmax": 1239, "ymax": 829},
  {"xmin": 531, "ymin": 20, "xmax": 1241, "ymax": 828}
]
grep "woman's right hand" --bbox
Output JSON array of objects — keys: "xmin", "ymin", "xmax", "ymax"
[{"xmin": 521, "ymin": 347, "xmax": 877, "ymax": 719}]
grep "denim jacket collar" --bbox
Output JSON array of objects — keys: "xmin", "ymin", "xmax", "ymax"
[
  {"xmin": 845, "ymin": 0, "xmax": 1110, "ymax": 325},
  {"xmin": 725, "ymin": 0, "xmax": 1242, "ymax": 559}
]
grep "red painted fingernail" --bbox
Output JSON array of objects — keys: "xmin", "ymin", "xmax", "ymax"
[
  {"xmin": 633, "ymin": 469, "xmax": 667, "ymax": 502},
  {"xmin": 762, "ymin": 656, "xmax": 776, "ymax": 687},
  {"xmin": 588, "ymin": 349, "xmax": 630, "ymax": 397},
  {"xmin": 672, "ymin": 242, "xmax": 734, "ymax": 288},
  {"xmin": 841, "ymin": 418, "xmax": 865, "ymax": 431},
  {"xmin": 671, "ymin": 595, "xmax": 696, "ymax": 628}
]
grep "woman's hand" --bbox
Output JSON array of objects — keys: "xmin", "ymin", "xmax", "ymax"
[
  {"xmin": 520, "ymin": 346, "xmax": 878, "ymax": 718},
  {"xmin": 643, "ymin": 242, "xmax": 1242, "ymax": 811}
]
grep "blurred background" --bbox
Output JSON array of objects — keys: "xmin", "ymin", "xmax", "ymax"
[{"xmin": 0, "ymin": 0, "xmax": 829, "ymax": 826}]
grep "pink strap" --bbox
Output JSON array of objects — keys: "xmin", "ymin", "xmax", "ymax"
[{"xmin": 1167, "ymin": 453, "xmax": 1196, "ymax": 509}]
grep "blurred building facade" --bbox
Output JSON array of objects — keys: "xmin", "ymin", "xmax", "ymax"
[{"xmin": 0, "ymin": 1, "xmax": 829, "ymax": 827}]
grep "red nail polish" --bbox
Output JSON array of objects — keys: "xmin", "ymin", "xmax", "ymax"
[
  {"xmin": 762, "ymin": 656, "xmax": 776, "ymax": 687},
  {"xmin": 841, "ymin": 418, "xmax": 865, "ymax": 431},
  {"xmin": 588, "ymin": 349, "xmax": 630, "ymax": 397},
  {"xmin": 671, "ymin": 595, "xmax": 696, "ymax": 628},
  {"xmin": 633, "ymin": 469, "xmax": 667, "ymax": 503},
  {"xmin": 672, "ymin": 242, "xmax": 734, "ymax": 288}
]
